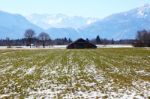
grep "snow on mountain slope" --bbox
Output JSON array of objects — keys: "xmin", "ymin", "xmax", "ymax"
[
  {"xmin": 26, "ymin": 14, "xmax": 98, "ymax": 29},
  {"xmin": 0, "ymin": 11, "xmax": 43, "ymax": 39},
  {"xmin": 80, "ymin": 4, "xmax": 150, "ymax": 40},
  {"xmin": 27, "ymin": 14, "xmax": 97, "ymax": 40}
]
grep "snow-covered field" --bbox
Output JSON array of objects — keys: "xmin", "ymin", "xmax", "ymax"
[
  {"xmin": 0, "ymin": 44, "xmax": 133, "ymax": 49},
  {"xmin": 0, "ymin": 48, "xmax": 149, "ymax": 99}
]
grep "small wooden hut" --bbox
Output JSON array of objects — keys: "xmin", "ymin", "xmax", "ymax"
[{"xmin": 67, "ymin": 38, "xmax": 97, "ymax": 49}]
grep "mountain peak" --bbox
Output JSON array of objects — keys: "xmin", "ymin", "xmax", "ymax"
[
  {"xmin": 138, "ymin": 3, "xmax": 150, "ymax": 11},
  {"xmin": 135, "ymin": 3, "xmax": 150, "ymax": 17}
]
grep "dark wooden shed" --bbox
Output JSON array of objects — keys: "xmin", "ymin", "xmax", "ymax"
[{"xmin": 67, "ymin": 38, "xmax": 97, "ymax": 49}]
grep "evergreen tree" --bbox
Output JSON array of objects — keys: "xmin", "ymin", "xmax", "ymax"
[
  {"xmin": 86, "ymin": 38, "xmax": 89, "ymax": 42},
  {"xmin": 96, "ymin": 35, "xmax": 101, "ymax": 44}
]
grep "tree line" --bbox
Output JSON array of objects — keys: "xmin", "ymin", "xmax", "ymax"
[
  {"xmin": 133, "ymin": 29, "xmax": 150, "ymax": 47},
  {"xmin": 0, "ymin": 29, "xmax": 73, "ymax": 48},
  {"xmin": 0, "ymin": 29, "xmax": 149, "ymax": 48}
]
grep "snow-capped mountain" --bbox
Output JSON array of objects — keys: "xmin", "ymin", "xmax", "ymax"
[
  {"xmin": 0, "ymin": 4, "xmax": 150, "ymax": 40},
  {"xmin": 80, "ymin": 4, "xmax": 150, "ymax": 40},
  {"xmin": 26, "ymin": 14, "xmax": 98, "ymax": 29},
  {"xmin": 0, "ymin": 11, "xmax": 43, "ymax": 39}
]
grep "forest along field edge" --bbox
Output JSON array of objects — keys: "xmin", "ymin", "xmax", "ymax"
[{"xmin": 0, "ymin": 48, "xmax": 149, "ymax": 99}]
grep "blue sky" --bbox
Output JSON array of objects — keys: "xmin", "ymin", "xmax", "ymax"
[{"xmin": 0, "ymin": 0, "xmax": 150, "ymax": 18}]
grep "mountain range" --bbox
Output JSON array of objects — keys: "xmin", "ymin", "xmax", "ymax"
[
  {"xmin": 26, "ymin": 14, "xmax": 98, "ymax": 29},
  {"xmin": 80, "ymin": 4, "xmax": 150, "ymax": 40},
  {"xmin": 0, "ymin": 4, "xmax": 150, "ymax": 40},
  {"xmin": 0, "ymin": 11, "xmax": 43, "ymax": 39}
]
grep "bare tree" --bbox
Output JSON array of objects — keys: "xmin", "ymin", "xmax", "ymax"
[
  {"xmin": 38, "ymin": 32, "xmax": 50, "ymax": 48},
  {"xmin": 135, "ymin": 29, "xmax": 150, "ymax": 47},
  {"xmin": 137, "ymin": 29, "xmax": 147, "ymax": 41},
  {"xmin": 24, "ymin": 29, "xmax": 35, "ymax": 48}
]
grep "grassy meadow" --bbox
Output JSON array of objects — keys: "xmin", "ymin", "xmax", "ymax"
[{"xmin": 0, "ymin": 48, "xmax": 150, "ymax": 99}]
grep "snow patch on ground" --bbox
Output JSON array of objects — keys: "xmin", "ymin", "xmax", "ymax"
[
  {"xmin": 26, "ymin": 67, "xmax": 36, "ymax": 75},
  {"xmin": 136, "ymin": 70, "xmax": 150, "ymax": 76}
]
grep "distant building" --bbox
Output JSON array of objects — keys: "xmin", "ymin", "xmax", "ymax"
[{"xmin": 67, "ymin": 38, "xmax": 97, "ymax": 49}]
